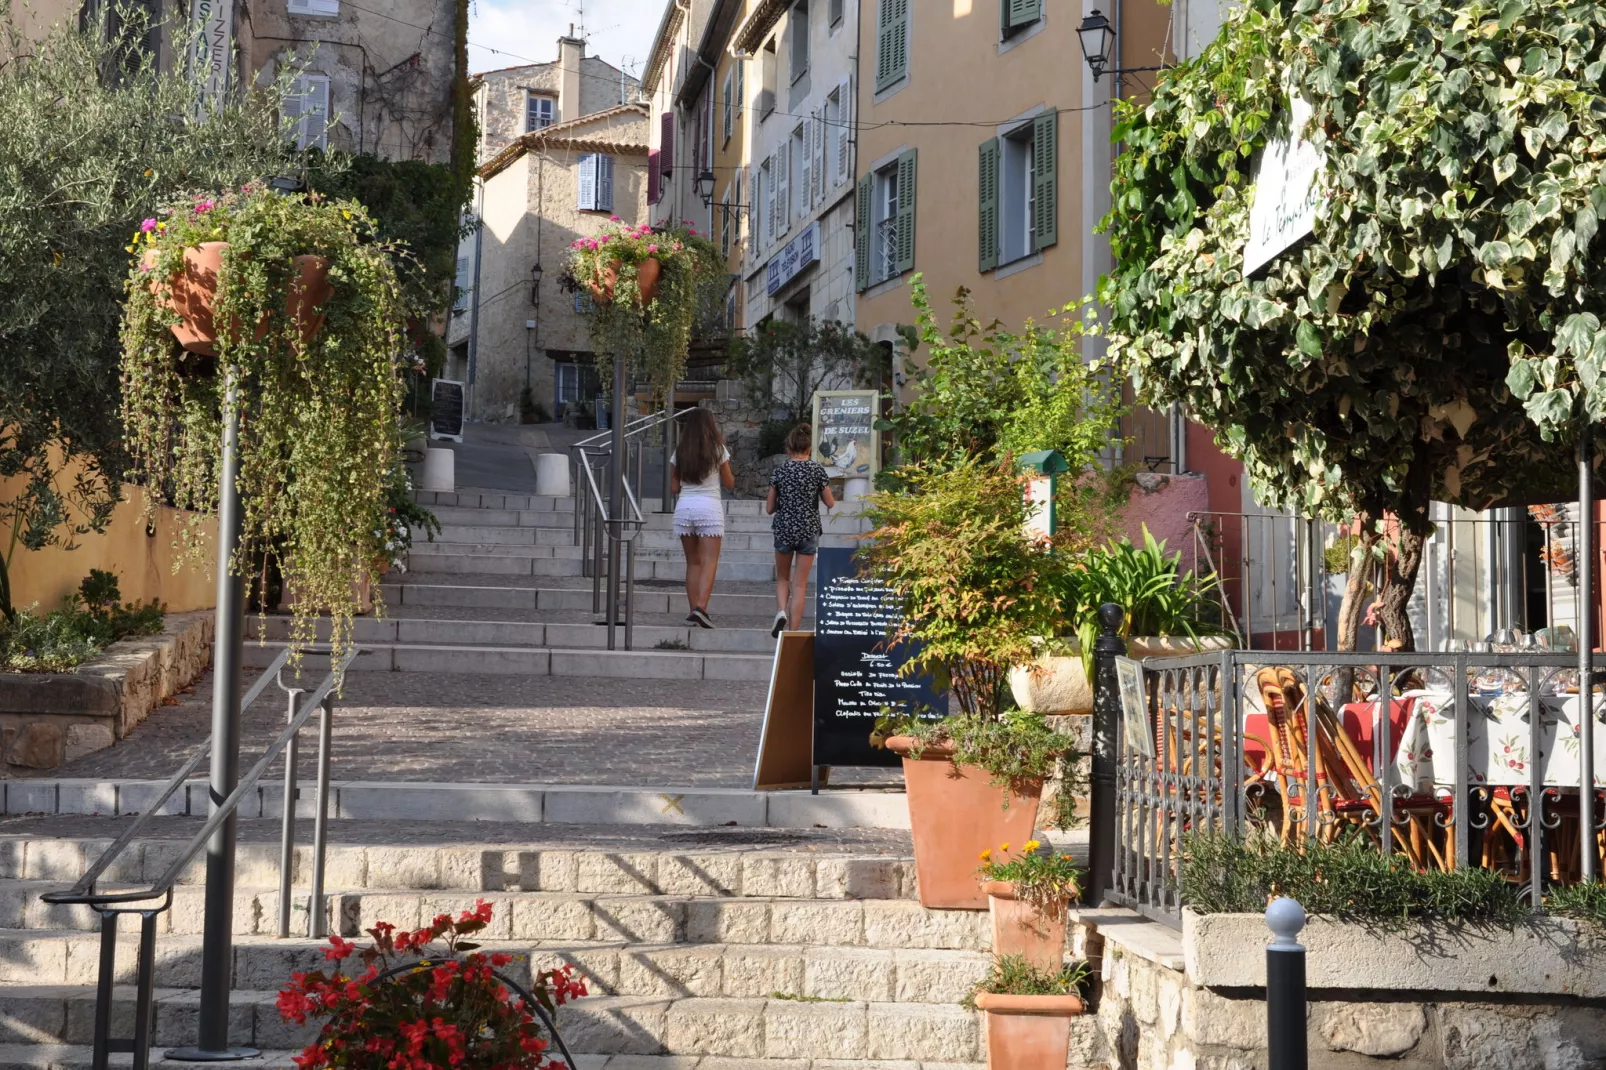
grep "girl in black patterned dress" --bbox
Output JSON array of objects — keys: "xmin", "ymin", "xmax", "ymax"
[{"xmin": 765, "ymin": 423, "xmax": 835, "ymax": 637}]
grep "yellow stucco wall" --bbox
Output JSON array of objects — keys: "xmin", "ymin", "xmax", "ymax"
[{"xmin": 2, "ymin": 471, "xmax": 218, "ymax": 615}]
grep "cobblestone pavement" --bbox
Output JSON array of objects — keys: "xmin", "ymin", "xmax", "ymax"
[
  {"xmin": 28, "ymin": 670, "xmax": 902, "ymax": 789},
  {"xmin": 0, "ymin": 816, "xmax": 913, "ymax": 853}
]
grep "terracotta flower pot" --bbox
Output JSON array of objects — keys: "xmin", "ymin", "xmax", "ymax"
[
  {"xmin": 974, "ymin": 992, "xmax": 1086, "ymax": 1070},
  {"xmin": 154, "ymin": 241, "xmax": 334, "ymax": 356},
  {"xmin": 982, "ymin": 881, "xmax": 1068, "ymax": 974},
  {"xmin": 588, "ymin": 256, "xmax": 661, "ymax": 307},
  {"xmin": 885, "ymin": 737, "xmax": 1041, "ymax": 910}
]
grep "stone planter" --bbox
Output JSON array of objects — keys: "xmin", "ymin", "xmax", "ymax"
[
  {"xmin": 983, "ymin": 881, "xmax": 1067, "ymax": 973},
  {"xmin": 0, "ymin": 612, "xmax": 213, "ymax": 772},
  {"xmin": 1009, "ymin": 635, "xmax": 1235, "ymax": 715},
  {"xmin": 886, "ymin": 736, "xmax": 1040, "ymax": 911},
  {"xmin": 152, "ymin": 241, "xmax": 334, "ymax": 356},
  {"xmin": 973, "ymin": 991, "xmax": 1086, "ymax": 1070}
]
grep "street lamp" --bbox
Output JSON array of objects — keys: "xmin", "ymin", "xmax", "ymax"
[
  {"xmin": 1076, "ymin": 10, "xmax": 1115, "ymax": 82},
  {"xmin": 1076, "ymin": 8, "xmax": 1165, "ymax": 85},
  {"xmin": 696, "ymin": 168, "xmax": 717, "ymax": 207},
  {"xmin": 530, "ymin": 262, "xmax": 543, "ymax": 307}
]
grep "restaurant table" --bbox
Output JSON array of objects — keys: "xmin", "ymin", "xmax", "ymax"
[{"xmin": 1393, "ymin": 689, "xmax": 1606, "ymax": 790}]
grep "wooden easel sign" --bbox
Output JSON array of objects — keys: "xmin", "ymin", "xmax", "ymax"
[{"xmin": 753, "ymin": 632, "xmax": 818, "ymax": 790}]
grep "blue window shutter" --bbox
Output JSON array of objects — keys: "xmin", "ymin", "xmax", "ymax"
[
  {"xmin": 578, "ymin": 154, "xmax": 597, "ymax": 210},
  {"xmin": 598, "ymin": 155, "xmax": 615, "ymax": 213}
]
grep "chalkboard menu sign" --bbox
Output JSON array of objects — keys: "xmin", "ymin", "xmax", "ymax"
[
  {"xmin": 430, "ymin": 379, "xmax": 465, "ymax": 442},
  {"xmin": 812, "ymin": 547, "xmax": 945, "ymax": 767}
]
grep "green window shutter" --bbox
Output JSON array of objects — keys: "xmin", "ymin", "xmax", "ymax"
[
  {"xmin": 1006, "ymin": 0, "xmax": 1041, "ymax": 30},
  {"xmin": 978, "ymin": 138, "xmax": 1000, "ymax": 273},
  {"xmin": 875, "ymin": 0, "xmax": 909, "ymax": 93},
  {"xmin": 895, "ymin": 148, "xmax": 917, "ymax": 274},
  {"xmin": 855, "ymin": 172, "xmax": 873, "ymax": 292},
  {"xmin": 1032, "ymin": 111, "xmax": 1058, "ymax": 250}
]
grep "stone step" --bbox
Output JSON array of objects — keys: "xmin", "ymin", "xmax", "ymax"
[
  {"xmin": 405, "ymin": 551, "xmax": 780, "ymax": 583},
  {"xmin": 0, "ymin": 984, "xmax": 993, "ymax": 1062},
  {"xmin": 421, "ymin": 491, "xmax": 773, "ymax": 517},
  {"xmin": 2, "ymin": 781, "xmax": 910, "ymax": 830},
  {"xmin": 413, "ymin": 542, "xmax": 803, "ymax": 563},
  {"xmin": 247, "ymin": 616, "xmax": 784, "ymax": 654},
  {"xmin": 431, "ymin": 525, "xmax": 858, "ymax": 554},
  {"xmin": 379, "ymin": 581, "xmax": 799, "ymax": 618},
  {"xmin": 0, "ymin": 930, "xmax": 987, "ymax": 1005},
  {"xmin": 1, "ymin": 884, "xmax": 987, "ymax": 951},
  {"xmin": 3, "ymin": 839, "xmax": 914, "ymax": 900},
  {"xmin": 241, "ymin": 641, "xmax": 774, "ymax": 681},
  {"xmin": 0, "ymin": 1046, "xmax": 979, "ymax": 1069},
  {"xmin": 427, "ymin": 507, "xmax": 871, "ymax": 536}
]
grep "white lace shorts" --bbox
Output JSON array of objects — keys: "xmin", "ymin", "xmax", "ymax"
[{"xmin": 673, "ymin": 496, "xmax": 726, "ymax": 537}]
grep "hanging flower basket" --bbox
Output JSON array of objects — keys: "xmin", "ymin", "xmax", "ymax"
[
  {"xmin": 589, "ymin": 255, "xmax": 661, "ymax": 307},
  {"xmin": 144, "ymin": 241, "xmax": 333, "ymax": 357}
]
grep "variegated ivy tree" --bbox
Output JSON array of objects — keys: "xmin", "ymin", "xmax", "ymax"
[{"xmin": 1104, "ymin": 0, "xmax": 1606, "ymax": 650}]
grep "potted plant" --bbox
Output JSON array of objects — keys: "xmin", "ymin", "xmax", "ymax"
[
  {"xmin": 862, "ymin": 459, "xmax": 1086, "ymax": 910},
  {"xmin": 121, "ymin": 183, "xmax": 408, "ymax": 666},
  {"xmin": 567, "ymin": 219, "xmax": 723, "ymax": 406},
  {"xmin": 967, "ymin": 956, "xmax": 1090, "ymax": 1070},
  {"xmin": 1010, "ymin": 526, "xmax": 1235, "ymax": 716},
  {"xmin": 978, "ymin": 841, "xmax": 1082, "ymax": 973},
  {"xmin": 278, "ymin": 900, "xmax": 587, "ymax": 1068}
]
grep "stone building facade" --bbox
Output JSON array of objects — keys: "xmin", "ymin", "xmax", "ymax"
[
  {"xmin": 474, "ymin": 34, "xmax": 639, "ymax": 162},
  {"xmin": 448, "ymin": 106, "xmax": 651, "ymax": 422}
]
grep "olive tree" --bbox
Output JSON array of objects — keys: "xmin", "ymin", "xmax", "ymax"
[
  {"xmin": 1104, "ymin": 0, "xmax": 1606, "ymax": 650},
  {"xmin": 0, "ymin": 6, "xmax": 295, "ymax": 618}
]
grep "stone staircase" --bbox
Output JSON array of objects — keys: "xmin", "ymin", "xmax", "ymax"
[
  {"xmin": 0, "ymin": 824, "xmax": 1049, "ymax": 1068},
  {"xmin": 240, "ymin": 488, "xmax": 870, "ymax": 681}
]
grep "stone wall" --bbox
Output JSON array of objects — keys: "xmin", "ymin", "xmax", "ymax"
[
  {"xmin": 0, "ymin": 612, "xmax": 213, "ymax": 774},
  {"xmin": 703, "ymin": 380, "xmax": 786, "ymax": 499},
  {"xmin": 1076, "ymin": 908, "xmax": 1606, "ymax": 1070}
]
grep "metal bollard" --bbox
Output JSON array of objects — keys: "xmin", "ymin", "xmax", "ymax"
[
  {"xmin": 1266, "ymin": 897, "xmax": 1308, "ymax": 1070},
  {"xmin": 1086, "ymin": 602, "xmax": 1126, "ymax": 906}
]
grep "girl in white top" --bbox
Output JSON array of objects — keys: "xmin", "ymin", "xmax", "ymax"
[{"xmin": 670, "ymin": 408, "xmax": 735, "ymax": 628}]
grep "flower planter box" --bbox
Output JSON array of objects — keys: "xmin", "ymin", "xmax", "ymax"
[
  {"xmin": 973, "ymin": 992, "xmax": 1086, "ymax": 1070},
  {"xmin": 983, "ymin": 881, "xmax": 1067, "ymax": 973},
  {"xmin": 1010, "ymin": 635, "xmax": 1235, "ymax": 715},
  {"xmin": 887, "ymin": 736, "xmax": 1040, "ymax": 910},
  {"xmin": 588, "ymin": 256, "xmax": 660, "ymax": 306}
]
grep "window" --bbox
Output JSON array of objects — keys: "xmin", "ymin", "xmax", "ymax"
[
  {"xmin": 875, "ymin": 0, "xmax": 909, "ymax": 92},
  {"xmin": 776, "ymin": 139, "xmax": 791, "ymax": 238},
  {"xmin": 720, "ymin": 183, "xmax": 733, "ymax": 258},
  {"xmin": 1002, "ymin": 0, "xmax": 1042, "ymax": 37},
  {"xmin": 648, "ymin": 149, "xmax": 662, "ymax": 204},
  {"xmin": 452, "ymin": 253, "xmax": 470, "ymax": 313},
  {"xmin": 722, "ymin": 70, "xmax": 734, "ymax": 143},
  {"xmin": 660, "ymin": 112, "xmax": 675, "ymax": 174},
  {"xmin": 288, "ymin": 0, "xmax": 339, "ymax": 14},
  {"xmin": 570, "ymin": 294, "xmax": 596, "ymax": 315},
  {"xmin": 736, "ymin": 59, "xmax": 745, "ymax": 119},
  {"xmin": 760, "ymin": 38, "xmax": 777, "ymax": 118},
  {"xmin": 726, "ymin": 289, "xmax": 738, "ymax": 330},
  {"xmin": 578, "ymin": 154, "xmax": 615, "ymax": 212},
  {"xmin": 525, "ymin": 93, "xmax": 555, "ymax": 132},
  {"xmin": 283, "ymin": 74, "xmax": 330, "ymax": 150},
  {"xmin": 979, "ymin": 113, "xmax": 1057, "ymax": 272},
  {"xmin": 856, "ymin": 150, "xmax": 916, "ymax": 290},
  {"xmin": 759, "ymin": 156, "xmax": 773, "ymax": 248},
  {"xmin": 830, "ymin": 0, "xmax": 844, "ymax": 27},
  {"xmin": 790, "ymin": 1, "xmax": 810, "ymax": 82}
]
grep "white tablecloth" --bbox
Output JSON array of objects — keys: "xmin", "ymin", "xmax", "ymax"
[{"xmin": 1393, "ymin": 690, "xmax": 1606, "ymax": 790}]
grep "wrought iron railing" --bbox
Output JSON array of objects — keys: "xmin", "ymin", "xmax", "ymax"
[
  {"xmin": 1111, "ymin": 648, "xmax": 1603, "ymax": 927},
  {"xmin": 40, "ymin": 646, "xmax": 356, "ymax": 1068}
]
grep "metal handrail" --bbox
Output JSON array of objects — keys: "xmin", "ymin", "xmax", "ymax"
[
  {"xmin": 576, "ymin": 445, "xmax": 643, "ymax": 650},
  {"xmin": 40, "ymin": 645, "xmax": 356, "ymax": 1070}
]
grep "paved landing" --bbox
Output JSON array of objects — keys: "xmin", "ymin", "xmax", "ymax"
[{"xmin": 28, "ymin": 669, "xmax": 902, "ymax": 790}]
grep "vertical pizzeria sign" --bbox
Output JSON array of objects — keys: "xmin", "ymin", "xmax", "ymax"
[{"xmin": 190, "ymin": 0, "xmax": 234, "ymax": 112}]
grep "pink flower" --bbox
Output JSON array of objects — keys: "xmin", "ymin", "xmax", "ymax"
[
  {"xmin": 139, "ymin": 218, "xmax": 157, "ymax": 233},
  {"xmin": 647, "ymin": 243, "xmax": 658, "ymax": 253},
  {"xmin": 609, "ymin": 215, "xmax": 621, "ymax": 222}
]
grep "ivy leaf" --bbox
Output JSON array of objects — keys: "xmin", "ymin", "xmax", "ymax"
[
  {"xmin": 1498, "ymin": 0, "xmax": 1524, "ymax": 30},
  {"xmin": 1504, "ymin": 199, "xmax": 1536, "ymax": 237},
  {"xmin": 1524, "ymin": 388, "xmax": 1575, "ymax": 429},
  {"xmin": 1477, "ymin": 240, "xmax": 1513, "ymax": 267},
  {"xmin": 1296, "ymin": 320, "xmax": 1323, "ymax": 356},
  {"xmin": 1506, "ymin": 358, "xmax": 1538, "ymax": 399},
  {"xmin": 1493, "ymin": 153, "xmax": 1518, "ymax": 184},
  {"xmin": 1555, "ymin": 312, "xmax": 1599, "ymax": 358}
]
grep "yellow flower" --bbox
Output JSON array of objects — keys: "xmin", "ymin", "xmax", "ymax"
[
  {"xmin": 1060, "ymin": 854, "xmax": 1073, "ymax": 862},
  {"xmin": 999, "ymin": 843, "xmax": 1010, "ymax": 853},
  {"xmin": 978, "ymin": 849, "xmax": 991, "ymax": 862},
  {"xmin": 1023, "ymin": 840, "xmax": 1041, "ymax": 853}
]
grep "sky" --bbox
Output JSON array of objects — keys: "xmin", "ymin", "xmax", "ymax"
[{"xmin": 466, "ymin": 0, "xmax": 658, "ymax": 80}]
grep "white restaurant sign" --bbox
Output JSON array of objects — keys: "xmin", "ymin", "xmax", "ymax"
[
  {"xmin": 189, "ymin": 0, "xmax": 234, "ymax": 112},
  {"xmin": 1242, "ymin": 94, "xmax": 1324, "ymax": 277}
]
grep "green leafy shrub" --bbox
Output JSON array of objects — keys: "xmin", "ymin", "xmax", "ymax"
[
  {"xmin": 978, "ymin": 839, "xmax": 1084, "ymax": 914},
  {"xmin": 0, "ymin": 571, "xmax": 164, "ymax": 673},
  {"xmin": 962, "ymin": 956, "xmax": 1090, "ymax": 1009},
  {"xmin": 728, "ymin": 317, "xmax": 889, "ymax": 425},
  {"xmin": 1179, "ymin": 833, "xmax": 1528, "ymax": 928},
  {"xmin": 1548, "ymin": 881, "xmax": 1606, "ymax": 930},
  {"xmin": 757, "ymin": 418, "xmax": 794, "ymax": 460},
  {"xmin": 1058, "ymin": 526, "xmax": 1231, "ymax": 675}
]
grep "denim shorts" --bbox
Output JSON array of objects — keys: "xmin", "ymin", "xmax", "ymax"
[{"xmin": 773, "ymin": 537, "xmax": 819, "ymax": 555}]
